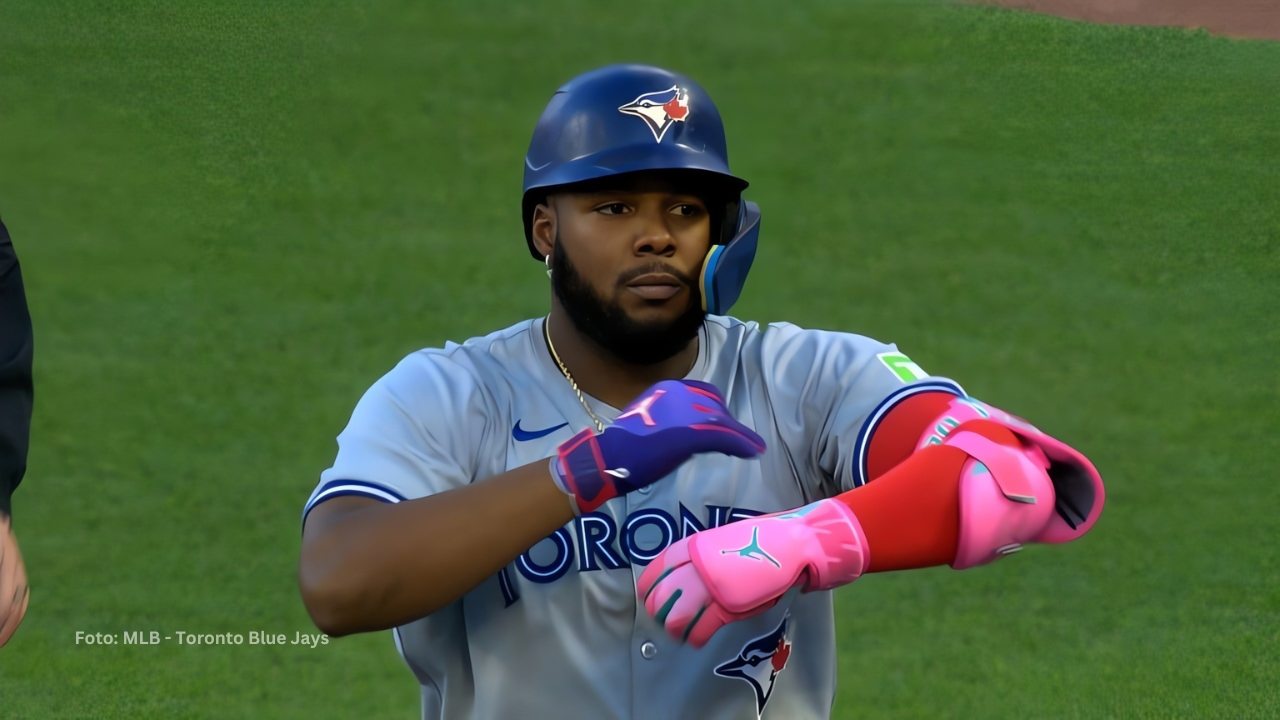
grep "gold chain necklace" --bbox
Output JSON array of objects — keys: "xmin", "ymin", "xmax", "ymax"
[{"xmin": 543, "ymin": 316, "xmax": 607, "ymax": 433}]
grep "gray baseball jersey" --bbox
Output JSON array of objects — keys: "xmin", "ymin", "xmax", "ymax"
[{"xmin": 304, "ymin": 315, "xmax": 960, "ymax": 719}]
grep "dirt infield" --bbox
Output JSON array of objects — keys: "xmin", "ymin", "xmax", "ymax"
[{"xmin": 981, "ymin": 0, "xmax": 1280, "ymax": 40}]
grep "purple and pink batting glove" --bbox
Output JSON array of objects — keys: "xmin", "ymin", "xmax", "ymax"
[
  {"xmin": 637, "ymin": 499, "xmax": 869, "ymax": 647},
  {"xmin": 551, "ymin": 379, "xmax": 766, "ymax": 514}
]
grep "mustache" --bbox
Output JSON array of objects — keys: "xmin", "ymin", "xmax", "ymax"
[{"xmin": 616, "ymin": 262, "xmax": 697, "ymax": 287}]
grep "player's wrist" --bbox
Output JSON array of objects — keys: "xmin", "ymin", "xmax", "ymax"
[
  {"xmin": 552, "ymin": 428, "xmax": 626, "ymax": 514},
  {"xmin": 546, "ymin": 456, "xmax": 587, "ymax": 516}
]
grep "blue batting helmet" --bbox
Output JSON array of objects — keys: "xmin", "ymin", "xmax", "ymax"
[{"xmin": 522, "ymin": 64, "xmax": 761, "ymax": 315}]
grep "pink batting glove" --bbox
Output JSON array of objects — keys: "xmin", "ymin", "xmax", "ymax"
[{"xmin": 637, "ymin": 499, "xmax": 869, "ymax": 647}]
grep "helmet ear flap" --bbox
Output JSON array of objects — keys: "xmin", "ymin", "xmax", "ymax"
[
  {"xmin": 700, "ymin": 201, "xmax": 760, "ymax": 315},
  {"xmin": 716, "ymin": 195, "xmax": 740, "ymax": 247}
]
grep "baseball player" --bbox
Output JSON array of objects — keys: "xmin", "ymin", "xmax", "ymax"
[{"xmin": 299, "ymin": 64, "xmax": 1104, "ymax": 719}]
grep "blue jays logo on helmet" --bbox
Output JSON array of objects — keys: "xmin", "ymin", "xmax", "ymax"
[
  {"xmin": 617, "ymin": 85, "xmax": 690, "ymax": 143},
  {"xmin": 714, "ymin": 615, "xmax": 793, "ymax": 718}
]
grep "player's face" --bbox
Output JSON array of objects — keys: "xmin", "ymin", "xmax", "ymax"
[{"xmin": 546, "ymin": 176, "xmax": 713, "ymax": 365}]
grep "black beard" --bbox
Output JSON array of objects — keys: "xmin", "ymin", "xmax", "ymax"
[{"xmin": 550, "ymin": 241, "xmax": 705, "ymax": 366}]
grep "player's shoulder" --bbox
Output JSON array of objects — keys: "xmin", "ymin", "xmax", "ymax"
[
  {"xmin": 707, "ymin": 315, "xmax": 938, "ymax": 386},
  {"xmin": 395, "ymin": 318, "xmax": 536, "ymax": 370},
  {"xmin": 374, "ymin": 319, "xmax": 538, "ymax": 404},
  {"xmin": 706, "ymin": 315, "xmax": 894, "ymax": 358}
]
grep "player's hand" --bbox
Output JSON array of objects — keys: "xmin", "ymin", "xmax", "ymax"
[
  {"xmin": 0, "ymin": 514, "xmax": 30, "ymax": 648},
  {"xmin": 637, "ymin": 499, "xmax": 867, "ymax": 647},
  {"xmin": 553, "ymin": 379, "xmax": 765, "ymax": 513}
]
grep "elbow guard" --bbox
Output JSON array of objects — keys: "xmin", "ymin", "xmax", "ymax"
[{"xmin": 924, "ymin": 397, "xmax": 1105, "ymax": 569}]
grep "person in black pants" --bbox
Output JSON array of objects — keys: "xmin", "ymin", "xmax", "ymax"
[{"xmin": 0, "ymin": 219, "xmax": 32, "ymax": 647}]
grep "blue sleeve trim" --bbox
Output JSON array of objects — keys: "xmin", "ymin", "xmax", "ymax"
[
  {"xmin": 850, "ymin": 378, "xmax": 966, "ymax": 488},
  {"xmin": 301, "ymin": 479, "xmax": 406, "ymax": 524}
]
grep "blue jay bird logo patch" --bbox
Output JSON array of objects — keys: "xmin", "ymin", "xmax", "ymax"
[
  {"xmin": 618, "ymin": 85, "xmax": 690, "ymax": 142},
  {"xmin": 715, "ymin": 615, "xmax": 793, "ymax": 718}
]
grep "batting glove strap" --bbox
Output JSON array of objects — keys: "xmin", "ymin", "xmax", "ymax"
[
  {"xmin": 552, "ymin": 428, "xmax": 623, "ymax": 514},
  {"xmin": 792, "ymin": 499, "xmax": 870, "ymax": 592}
]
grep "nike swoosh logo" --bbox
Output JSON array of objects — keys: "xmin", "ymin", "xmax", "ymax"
[{"xmin": 512, "ymin": 420, "xmax": 569, "ymax": 442}]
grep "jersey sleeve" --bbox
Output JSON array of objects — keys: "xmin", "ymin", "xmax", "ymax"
[
  {"xmin": 757, "ymin": 323, "xmax": 963, "ymax": 497},
  {"xmin": 302, "ymin": 350, "xmax": 496, "ymax": 524}
]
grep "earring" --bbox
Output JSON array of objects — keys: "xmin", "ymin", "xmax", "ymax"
[{"xmin": 545, "ymin": 254, "xmax": 553, "ymax": 279}]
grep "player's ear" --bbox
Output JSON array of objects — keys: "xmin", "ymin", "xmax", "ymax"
[{"xmin": 530, "ymin": 199, "xmax": 556, "ymax": 258}]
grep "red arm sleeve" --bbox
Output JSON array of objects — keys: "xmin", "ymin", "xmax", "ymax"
[{"xmin": 864, "ymin": 391, "xmax": 958, "ymax": 482}]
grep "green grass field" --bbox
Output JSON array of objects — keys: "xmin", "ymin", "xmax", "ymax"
[{"xmin": 1, "ymin": 1, "xmax": 1276, "ymax": 717}]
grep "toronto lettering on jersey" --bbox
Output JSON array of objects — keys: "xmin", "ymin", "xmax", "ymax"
[{"xmin": 498, "ymin": 503, "xmax": 766, "ymax": 606}]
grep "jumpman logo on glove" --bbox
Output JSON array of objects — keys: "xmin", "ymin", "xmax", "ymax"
[
  {"xmin": 552, "ymin": 380, "xmax": 765, "ymax": 514},
  {"xmin": 721, "ymin": 528, "xmax": 781, "ymax": 568}
]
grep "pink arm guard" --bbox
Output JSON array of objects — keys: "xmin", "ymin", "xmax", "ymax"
[{"xmin": 925, "ymin": 397, "xmax": 1106, "ymax": 569}]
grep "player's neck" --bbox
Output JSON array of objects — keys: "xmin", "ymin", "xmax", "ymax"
[{"xmin": 544, "ymin": 307, "xmax": 699, "ymax": 410}]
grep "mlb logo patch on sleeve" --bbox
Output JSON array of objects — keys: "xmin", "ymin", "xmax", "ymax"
[{"xmin": 876, "ymin": 352, "xmax": 929, "ymax": 382}]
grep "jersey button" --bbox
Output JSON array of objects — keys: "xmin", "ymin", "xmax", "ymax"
[
  {"xmin": 640, "ymin": 641, "xmax": 658, "ymax": 660},
  {"xmin": 638, "ymin": 485, "xmax": 652, "ymax": 495}
]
